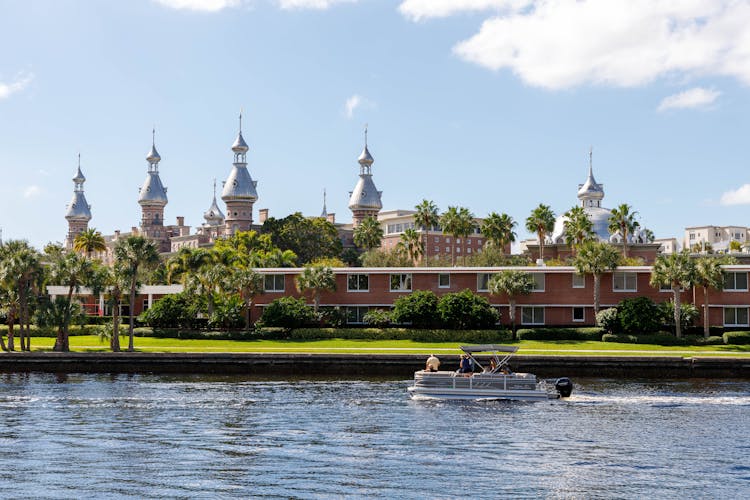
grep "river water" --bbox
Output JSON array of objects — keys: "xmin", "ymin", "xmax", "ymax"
[{"xmin": 0, "ymin": 374, "xmax": 748, "ymax": 499}]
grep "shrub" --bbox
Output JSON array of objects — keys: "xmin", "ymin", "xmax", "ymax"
[
  {"xmin": 362, "ymin": 309, "xmax": 393, "ymax": 327},
  {"xmin": 516, "ymin": 327, "xmax": 602, "ymax": 341},
  {"xmin": 392, "ymin": 291, "xmax": 438, "ymax": 327},
  {"xmin": 287, "ymin": 327, "xmax": 510, "ymax": 343},
  {"xmin": 208, "ymin": 295, "xmax": 244, "ymax": 329},
  {"xmin": 596, "ymin": 308, "xmax": 620, "ymax": 333},
  {"xmin": 260, "ymin": 297, "xmax": 315, "ymax": 328},
  {"xmin": 318, "ymin": 306, "xmax": 347, "ymax": 328},
  {"xmin": 635, "ymin": 333, "xmax": 688, "ymax": 346},
  {"xmin": 658, "ymin": 301, "xmax": 699, "ymax": 331},
  {"xmin": 602, "ymin": 333, "xmax": 637, "ymax": 343},
  {"xmin": 437, "ymin": 289, "xmax": 499, "ymax": 330},
  {"xmin": 618, "ymin": 297, "xmax": 661, "ymax": 334},
  {"xmin": 139, "ymin": 293, "xmax": 200, "ymax": 329},
  {"xmin": 723, "ymin": 331, "xmax": 750, "ymax": 345},
  {"xmin": 690, "ymin": 335, "xmax": 725, "ymax": 346}
]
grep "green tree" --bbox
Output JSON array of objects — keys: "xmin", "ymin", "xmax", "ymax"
[
  {"xmin": 231, "ymin": 268, "xmax": 264, "ymax": 330},
  {"xmin": 89, "ymin": 261, "xmax": 131, "ymax": 352},
  {"xmin": 391, "ymin": 290, "xmax": 438, "ymax": 328},
  {"xmin": 693, "ymin": 256, "xmax": 733, "ymax": 338},
  {"xmin": 353, "ymin": 216, "xmax": 384, "ymax": 251},
  {"xmin": 525, "ymin": 204, "xmax": 555, "ymax": 262},
  {"xmin": 440, "ymin": 206, "xmax": 476, "ymax": 265},
  {"xmin": 480, "ymin": 212, "xmax": 516, "ymax": 254},
  {"xmin": 47, "ymin": 250, "xmax": 95, "ymax": 352},
  {"xmin": 573, "ymin": 240, "xmax": 622, "ymax": 315},
  {"xmin": 649, "ymin": 250, "xmax": 695, "ymax": 338},
  {"xmin": 262, "ymin": 212, "xmax": 342, "ymax": 265},
  {"xmin": 295, "ymin": 265, "xmax": 336, "ymax": 313},
  {"xmin": 729, "ymin": 240, "xmax": 742, "ymax": 252},
  {"xmin": 397, "ymin": 228, "xmax": 424, "ymax": 265},
  {"xmin": 488, "ymin": 270, "xmax": 534, "ymax": 339},
  {"xmin": 414, "ymin": 199, "xmax": 439, "ymax": 256},
  {"xmin": 73, "ymin": 228, "xmax": 107, "ymax": 259},
  {"xmin": 165, "ymin": 247, "xmax": 211, "ymax": 284},
  {"xmin": 608, "ymin": 204, "xmax": 639, "ymax": 257},
  {"xmin": 563, "ymin": 206, "xmax": 594, "ymax": 256},
  {"xmin": 0, "ymin": 240, "xmax": 42, "ymax": 351},
  {"xmin": 114, "ymin": 236, "xmax": 160, "ymax": 351},
  {"xmin": 437, "ymin": 289, "xmax": 498, "ymax": 329}
]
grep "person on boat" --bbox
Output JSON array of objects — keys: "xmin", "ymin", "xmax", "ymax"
[
  {"xmin": 458, "ymin": 354, "xmax": 472, "ymax": 375},
  {"xmin": 425, "ymin": 354, "xmax": 440, "ymax": 372}
]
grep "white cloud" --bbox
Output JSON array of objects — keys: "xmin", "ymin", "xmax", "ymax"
[
  {"xmin": 23, "ymin": 185, "xmax": 42, "ymax": 199},
  {"xmin": 657, "ymin": 87, "xmax": 720, "ymax": 111},
  {"xmin": 277, "ymin": 0, "xmax": 356, "ymax": 9},
  {"xmin": 0, "ymin": 73, "xmax": 33, "ymax": 100},
  {"xmin": 399, "ymin": 0, "xmax": 750, "ymax": 90},
  {"xmin": 721, "ymin": 184, "xmax": 750, "ymax": 205},
  {"xmin": 154, "ymin": 0, "xmax": 240, "ymax": 11},
  {"xmin": 344, "ymin": 94, "xmax": 374, "ymax": 118},
  {"xmin": 399, "ymin": 0, "xmax": 528, "ymax": 21}
]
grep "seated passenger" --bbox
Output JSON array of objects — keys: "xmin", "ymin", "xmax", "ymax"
[
  {"xmin": 458, "ymin": 355, "xmax": 472, "ymax": 375},
  {"xmin": 425, "ymin": 354, "xmax": 440, "ymax": 372}
]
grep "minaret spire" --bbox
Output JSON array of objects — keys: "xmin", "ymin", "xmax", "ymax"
[
  {"xmin": 589, "ymin": 146, "xmax": 593, "ymax": 176},
  {"xmin": 321, "ymin": 188, "xmax": 328, "ymax": 218}
]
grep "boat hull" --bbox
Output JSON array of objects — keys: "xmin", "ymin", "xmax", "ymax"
[
  {"xmin": 407, "ymin": 371, "xmax": 559, "ymax": 401},
  {"xmin": 407, "ymin": 385, "xmax": 557, "ymax": 401}
]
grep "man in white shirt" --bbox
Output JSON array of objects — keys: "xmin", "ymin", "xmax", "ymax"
[{"xmin": 425, "ymin": 354, "xmax": 440, "ymax": 372}]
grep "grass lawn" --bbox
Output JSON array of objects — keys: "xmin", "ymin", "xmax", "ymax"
[{"xmin": 19, "ymin": 335, "xmax": 750, "ymax": 357}]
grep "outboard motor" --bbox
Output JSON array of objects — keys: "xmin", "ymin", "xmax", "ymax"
[{"xmin": 555, "ymin": 377, "xmax": 573, "ymax": 398}]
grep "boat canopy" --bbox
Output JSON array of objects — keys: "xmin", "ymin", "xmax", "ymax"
[{"xmin": 460, "ymin": 345, "xmax": 518, "ymax": 354}]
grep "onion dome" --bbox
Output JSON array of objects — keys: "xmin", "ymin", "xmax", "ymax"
[
  {"xmin": 66, "ymin": 158, "xmax": 91, "ymax": 221},
  {"xmin": 348, "ymin": 175, "xmax": 383, "ymax": 211},
  {"xmin": 221, "ymin": 165, "xmax": 258, "ymax": 201},
  {"xmin": 577, "ymin": 150, "xmax": 604, "ymax": 203},
  {"xmin": 73, "ymin": 166, "xmax": 86, "ymax": 184},
  {"xmin": 146, "ymin": 144, "xmax": 161, "ymax": 164},
  {"xmin": 204, "ymin": 181, "xmax": 225, "ymax": 224},
  {"xmin": 358, "ymin": 144, "xmax": 374, "ymax": 166},
  {"xmin": 231, "ymin": 131, "xmax": 249, "ymax": 154}
]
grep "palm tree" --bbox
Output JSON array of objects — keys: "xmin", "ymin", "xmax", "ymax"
[
  {"xmin": 525, "ymin": 204, "xmax": 555, "ymax": 262},
  {"xmin": 693, "ymin": 256, "xmax": 733, "ymax": 338},
  {"xmin": 114, "ymin": 236, "xmax": 160, "ymax": 351},
  {"xmin": 650, "ymin": 250, "xmax": 695, "ymax": 338},
  {"xmin": 414, "ymin": 199, "xmax": 439, "ymax": 258},
  {"xmin": 295, "ymin": 265, "xmax": 336, "ymax": 314},
  {"xmin": 90, "ymin": 262, "xmax": 129, "ymax": 352},
  {"xmin": 440, "ymin": 206, "xmax": 476, "ymax": 265},
  {"xmin": 397, "ymin": 228, "xmax": 424, "ymax": 265},
  {"xmin": 481, "ymin": 212, "xmax": 516, "ymax": 254},
  {"xmin": 608, "ymin": 204, "xmax": 638, "ymax": 257},
  {"xmin": 563, "ymin": 206, "xmax": 595, "ymax": 256},
  {"xmin": 47, "ymin": 250, "xmax": 95, "ymax": 352},
  {"xmin": 232, "ymin": 268, "xmax": 264, "ymax": 330},
  {"xmin": 573, "ymin": 240, "xmax": 621, "ymax": 315},
  {"xmin": 353, "ymin": 216, "xmax": 384, "ymax": 251},
  {"xmin": 0, "ymin": 240, "xmax": 42, "ymax": 351},
  {"xmin": 166, "ymin": 247, "xmax": 211, "ymax": 284},
  {"xmin": 488, "ymin": 270, "xmax": 534, "ymax": 339},
  {"xmin": 73, "ymin": 228, "xmax": 107, "ymax": 260}
]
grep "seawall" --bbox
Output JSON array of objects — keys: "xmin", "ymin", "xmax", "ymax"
[{"xmin": 0, "ymin": 353, "xmax": 748, "ymax": 378}]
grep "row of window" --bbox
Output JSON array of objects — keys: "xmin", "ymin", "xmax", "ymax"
[{"xmin": 263, "ymin": 272, "xmax": 750, "ymax": 293}]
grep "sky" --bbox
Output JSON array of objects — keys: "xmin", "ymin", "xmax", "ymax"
[{"xmin": 3, "ymin": 0, "xmax": 750, "ymax": 250}]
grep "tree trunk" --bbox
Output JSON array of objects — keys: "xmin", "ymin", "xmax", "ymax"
[
  {"xmin": 673, "ymin": 284, "xmax": 682, "ymax": 338},
  {"xmin": 593, "ymin": 274, "xmax": 601, "ymax": 315},
  {"xmin": 703, "ymin": 286, "xmax": 710, "ymax": 339},
  {"xmin": 7, "ymin": 318, "xmax": 14, "ymax": 352},
  {"xmin": 244, "ymin": 300, "xmax": 252, "ymax": 331},
  {"xmin": 112, "ymin": 293, "xmax": 121, "ymax": 352},
  {"xmin": 313, "ymin": 294, "xmax": 320, "ymax": 314},
  {"xmin": 538, "ymin": 231, "xmax": 545, "ymax": 262},
  {"xmin": 128, "ymin": 281, "xmax": 137, "ymax": 352},
  {"xmin": 623, "ymin": 229, "xmax": 629, "ymax": 258},
  {"xmin": 54, "ymin": 287, "xmax": 74, "ymax": 352},
  {"xmin": 0, "ymin": 327, "xmax": 6, "ymax": 352},
  {"xmin": 509, "ymin": 298, "xmax": 517, "ymax": 340}
]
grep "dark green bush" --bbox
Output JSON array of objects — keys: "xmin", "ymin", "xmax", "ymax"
[
  {"xmin": 287, "ymin": 328, "xmax": 510, "ymax": 343},
  {"xmin": 437, "ymin": 289, "xmax": 498, "ymax": 330},
  {"xmin": 602, "ymin": 333, "xmax": 637, "ymax": 343},
  {"xmin": 85, "ymin": 316, "xmax": 114, "ymax": 325},
  {"xmin": 596, "ymin": 308, "xmax": 620, "ymax": 333},
  {"xmin": 208, "ymin": 295, "xmax": 244, "ymax": 329},
  {"xmin": 260, "ymin": 297, "xmax": 315, "ymax": 328},
  {"xmin": 516, "ymin": 327, "xmax": 602, "ymax": 341},
  {"xmin": 658, "ymin": 301, "xmax": 699, "ymax": 331},
  {"xmin": 139, "ymin": 293, "xmax": 201, "ymax": 329},
  {"xmin": 618, "ymin": 297, "xmax": 661, "ymax": 334},
  {"xmin": 723, "ymin": 331, "xmax": 750, "ymax": 345},
  {"xmin": 690, "ymin": 335, "xmax": 725, "ymax": 346},
  {"xmin": 635, "ymin": 333, "xmax": 688, "ymax": 346},
  {"xmin": 318, "ymin": 306, "xmax": 346, "ymax": 328},
  {"xmin": 392, "ymin": 290, "xmax": 439, "ymax": 327}
]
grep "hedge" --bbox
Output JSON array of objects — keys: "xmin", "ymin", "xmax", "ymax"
[
  {"xmin": 516, "ymin": 327, "xmax": 603, "ymax": 341},
  {"xmin": 723, "ymin": 331, "xmax": 750, "ymax": 345},
  {"xmin": 288, "ymin": 328, "xmax": 511, "ymax": 343},
  {"xmin": 602, "ymin": 333, "xmax": 637, "ymax": 343}
]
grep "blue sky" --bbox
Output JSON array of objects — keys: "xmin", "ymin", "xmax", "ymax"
[{"xmin": 3, "ymin": 0, "xmax": 750, "ymax": 249}]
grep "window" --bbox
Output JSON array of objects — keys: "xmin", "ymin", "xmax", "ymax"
[
  {"xmin": 445, "ymin": 247, "xmax": 450, "ymax": 253},
  {"xmin": 572, "ymin": 274, "xmax": 585, "ymax": 288},
  {"xmin": 434, "ymin": 246, "xmax": 439, "ymax": 253},
  {"xmin": 439, "ymin": 273, "xmax": 450, "ymax": 288},
  {"xmin": 659, "ymin": 283, "xmax": 684, "ymax": 292},
  {"xmin": 724, "ymin": 307, "xmax": 749, "ymax": 326},
  {"xmin": 456, "ymin": 238, "xmax": 461, "ymax": 244},
  {"xmin": 689, "ymin": 233, "xmax": 695, "ymax": 240},
  {"xmin": 445, "ymin": 237, "xmax": 451, "ymax": 243},
  {"xmin": 572, "ymin": 307, "xmax": 585, "ymax": 322},
  {"xmin": 467, "ymin": 248, "xmax": 472, "ymax": 254},
  {"xmin": 477, "ymin": 273, "xmax": 493, "ymax": 292},
  {"xmin": 346, "ymin": 306, "xmax": 371, "ymax": 324},
  {"xmin": 613, "ymin": 272, "xmax": 637, "ymax": 292},
  {"xmin": 390, "ymin": 274, "xmax": 412, "ymax": 292},
  {"xmin": 522, "ymin": 306, "xmax": 544, "ymax": 325},
  {"xmin": 142, "ymin": 300, "xmax": 150, "ymax": 312},
  {"xmin": 434, "ymin": 236, "xmax": 439, "ymax": 243},
  {"xmin": 724, "ymin": 272, "xmax": 748, "ymax": 291},
  {"xmin": 531, "ymin": 273, "xmax": 545, "ymax": 292},
  {"xmin": 347, "ymin": 274, "xmax": 369, "ymax": 292},
  {"xmin": 264, "ymin": 274, "xmax": 285, "ymax": 292}
]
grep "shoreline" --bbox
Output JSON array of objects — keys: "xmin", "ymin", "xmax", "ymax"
[{"xmin": 0, "ymin": 353, "xmax": 749, "ymax": 378}]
